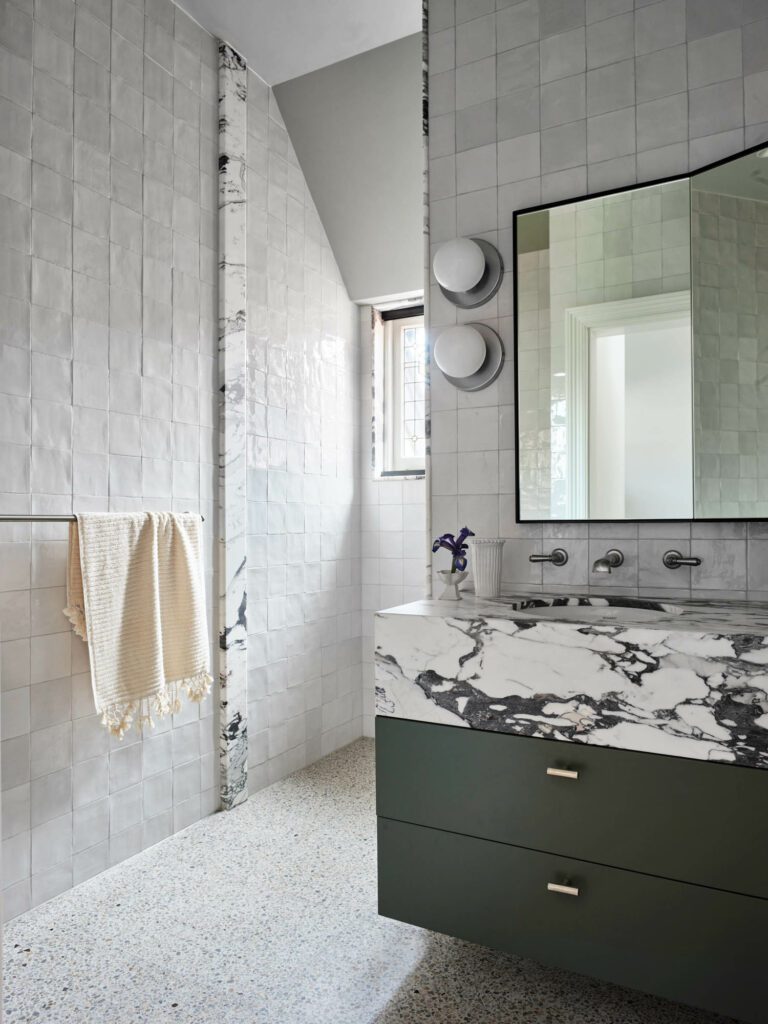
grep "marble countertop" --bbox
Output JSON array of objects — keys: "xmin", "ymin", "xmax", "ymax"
[
  {"xmin": 375, "ymin": 592, "xmax": 768, "ymax": 768},
  {"xmin": 377, "ymin": 593, "xmax": 768, "ymax": 637}
]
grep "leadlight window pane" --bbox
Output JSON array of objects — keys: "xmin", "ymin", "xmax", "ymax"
[{"xmin": 400, "ymin": 325, "xmax": 426, "ymax": 461}]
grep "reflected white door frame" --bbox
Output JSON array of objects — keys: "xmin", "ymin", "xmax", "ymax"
[{"xmin": 563, "ymin": 291, "xmax": 691, "ymax": 519}]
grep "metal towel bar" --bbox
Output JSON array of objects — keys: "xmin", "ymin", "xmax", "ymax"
[{"xmin": 0, "ymin": 513, "xmax": 204, "ymax": 523}]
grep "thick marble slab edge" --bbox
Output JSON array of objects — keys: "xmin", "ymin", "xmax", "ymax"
[
  {"xmin": 374, "ymin": 596, "xmax": 768, "ymax": 769},
  {"xmin": 378, "ymin": 595, "xmax": 768, "ymax": 636}
]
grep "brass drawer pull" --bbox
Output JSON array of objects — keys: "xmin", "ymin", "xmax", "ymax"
[
  {"xmin": 548, "ymin": 882, "xmax": 580, "ymax": 897},
  {"xmin": 546, "ymin": 767, "xmax": 579, "ymax": 780}
]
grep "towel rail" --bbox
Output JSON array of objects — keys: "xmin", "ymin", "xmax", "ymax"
[{"xmin": 0, "ymin": 513, "xmax": 205, "ymax": 523}]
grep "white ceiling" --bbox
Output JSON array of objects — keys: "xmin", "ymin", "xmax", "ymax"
[{"xmin": 177, "ymin": 0, "xmax": 422, "ymax": 84}]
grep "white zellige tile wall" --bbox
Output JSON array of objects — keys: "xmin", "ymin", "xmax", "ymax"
[
  {"xmin": 0, "ymin": 0, "xmax": 220, "ymax": 919},
  {"xmin": 427, "ymin": 0, "xmax": 768, "ymax": 599},
  {"xmin": 243, "ymin": 72, "xmax": 364, "ymax": 792},
  {"xmin": 359, "ymin": 306, "xmax": 426, "ymax": 737}
]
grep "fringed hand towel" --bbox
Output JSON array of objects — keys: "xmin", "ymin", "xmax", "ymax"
[{"xmin": 65, "ymin": 512, "xmax": 212, "ymax": 737}]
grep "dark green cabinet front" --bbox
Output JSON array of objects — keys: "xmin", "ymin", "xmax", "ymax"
[
  {"xmin": 376, "ymin": 716, "xmax": 768, "ymax": 1024},
  {"xmin": 379, "ymin": 816, "xmax": 766, "ymax": 1024},
  {"xmin": 376, "ymin": 715, "xmax": 768, "ymax": 899}
]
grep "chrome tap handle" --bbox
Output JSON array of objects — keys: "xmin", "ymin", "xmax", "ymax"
[
  {"xmin": 529, "ymin": 548, "xmax": 568, "ymax": 566},
  {"xmin": 662, "ymin": 550, "xmax": 702, "ymax": 570}
]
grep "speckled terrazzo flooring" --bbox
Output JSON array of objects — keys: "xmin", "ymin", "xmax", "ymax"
[{"xmin": 4, "ymin": 738, "xmax": 736, "ymax": 1024}]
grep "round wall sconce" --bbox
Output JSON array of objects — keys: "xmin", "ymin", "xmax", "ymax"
[
  {"xmin": 432, "ymin": 237, "xmax": 504, "ymax": 309},
  {"xmin": 433, "ymin": 323, "xmax": 504, "ymax": 392}
]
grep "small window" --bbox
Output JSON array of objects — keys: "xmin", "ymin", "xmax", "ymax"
[{"xmin": 376, "ymin": 309, "xmax": 426, "ymax": 476}]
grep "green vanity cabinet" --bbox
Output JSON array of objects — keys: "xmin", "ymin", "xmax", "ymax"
[
  {"xmin": 376, "ymin": 716, "xmax": 768, "ymax": 1023},
  {"xmin": 376, "ymin": 716, "xmax": 768, "ymax": 899}
]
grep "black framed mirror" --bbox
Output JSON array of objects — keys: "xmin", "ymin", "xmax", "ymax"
[{"xmin": 513, "ymin": 139, "xmax": 768, "ymax": 523}]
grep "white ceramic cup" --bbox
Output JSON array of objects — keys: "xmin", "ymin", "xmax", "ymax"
[{"xmin": 469, "ymin": 538, "xmax": 506, "ymax": 598}]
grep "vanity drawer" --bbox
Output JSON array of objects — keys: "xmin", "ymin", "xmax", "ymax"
[
  {"xmin": 376, "ymin": 716, "xmax": 768, "ymax": 899},
  {"xmin": 378, "ymin": 817, "xmax": 767, "ymax": 1024}
]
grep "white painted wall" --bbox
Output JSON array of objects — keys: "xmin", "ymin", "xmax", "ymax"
[
  {"xmin": 589, "ymin": 334, "xmax": 625, "ymax": 520},
  {"xmin": 274, "ymin": 35, "xmax": 423, "ymax": 304},
  {"xmin": 588, "ymin": 324, "xmax": 693, "ymax": 520},
  {"xmin": 624, "ymin": 323, "xmax": 693, "ymax": 519}
]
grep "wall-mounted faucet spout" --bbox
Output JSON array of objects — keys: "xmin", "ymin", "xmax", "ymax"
[{"xmin": 591, "ymin": 549, "xmax": 624, "ymax": 574}]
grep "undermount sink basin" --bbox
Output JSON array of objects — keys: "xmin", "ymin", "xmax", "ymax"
[
  {"xmin": 490, "ymin": 595, "xmax": 685, "ymax": 622},
  {"xmin": 529, "ymin": 604, "xmax": 683, "ymax": 622}
]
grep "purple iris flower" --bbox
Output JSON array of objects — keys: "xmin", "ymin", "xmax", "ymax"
[{"xmin": 432, "ymin": 526, "xmax": 475, "ymax": 573}]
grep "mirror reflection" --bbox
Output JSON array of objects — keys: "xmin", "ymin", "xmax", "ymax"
[
  {"xmin": 516, "ymin": 145, "xmax": 768, "ymax": 522},
  {"xmin": 691, "ymin": 151, "xmax": 768, "ymax": 518},
  {"xmin": 516, "ymin": 179, "xmax": 692, "ymax": 520}
]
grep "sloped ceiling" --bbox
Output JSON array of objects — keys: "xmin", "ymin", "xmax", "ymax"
[
  {"xmin": 275, "ymin": 34, "xmax": 423, "ymax": 304},
  {"xmin": 177, "ymin": 0, "xmax": 421, "ymax": 85}
]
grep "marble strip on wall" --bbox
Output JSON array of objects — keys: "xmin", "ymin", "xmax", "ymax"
[
  {"xmin": 218, "ymin": 42, "xmax": 249, "ymax": 809},
  {"xmin": 422, "ymin": 0, "xmax": 433, "ymax": 596}
]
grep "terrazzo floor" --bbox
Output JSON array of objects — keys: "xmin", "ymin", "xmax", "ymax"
[{"xmin": 4, "ymin": 738, "xmax": 736, "ymax": 1024}]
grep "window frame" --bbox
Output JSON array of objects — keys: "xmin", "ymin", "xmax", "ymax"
[{"xmin": 374, "ymin": 306, "xmax": 426, "ymax": 479}]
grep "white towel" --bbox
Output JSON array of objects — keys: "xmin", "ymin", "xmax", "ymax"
[{"xmin": 64, "ymin": 512, "xmax": 213, "ymax": 737}]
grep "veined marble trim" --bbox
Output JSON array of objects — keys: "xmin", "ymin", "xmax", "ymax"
[
  {"xmin": 422, "ymin": 0, "xmax": 432, "ymax": 598},
  {"xmin": 218, "ymin": 41, "xmax": 248, "ymax": 809}
]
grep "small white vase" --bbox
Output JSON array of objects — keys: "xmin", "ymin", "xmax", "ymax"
[
  {"xmin": 469, "ymin": 538, "xmax": 506, "ymax": 598},
  {"xmin": 437, "ymin": 569, "xmax": 468, "ymax": 601}
]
